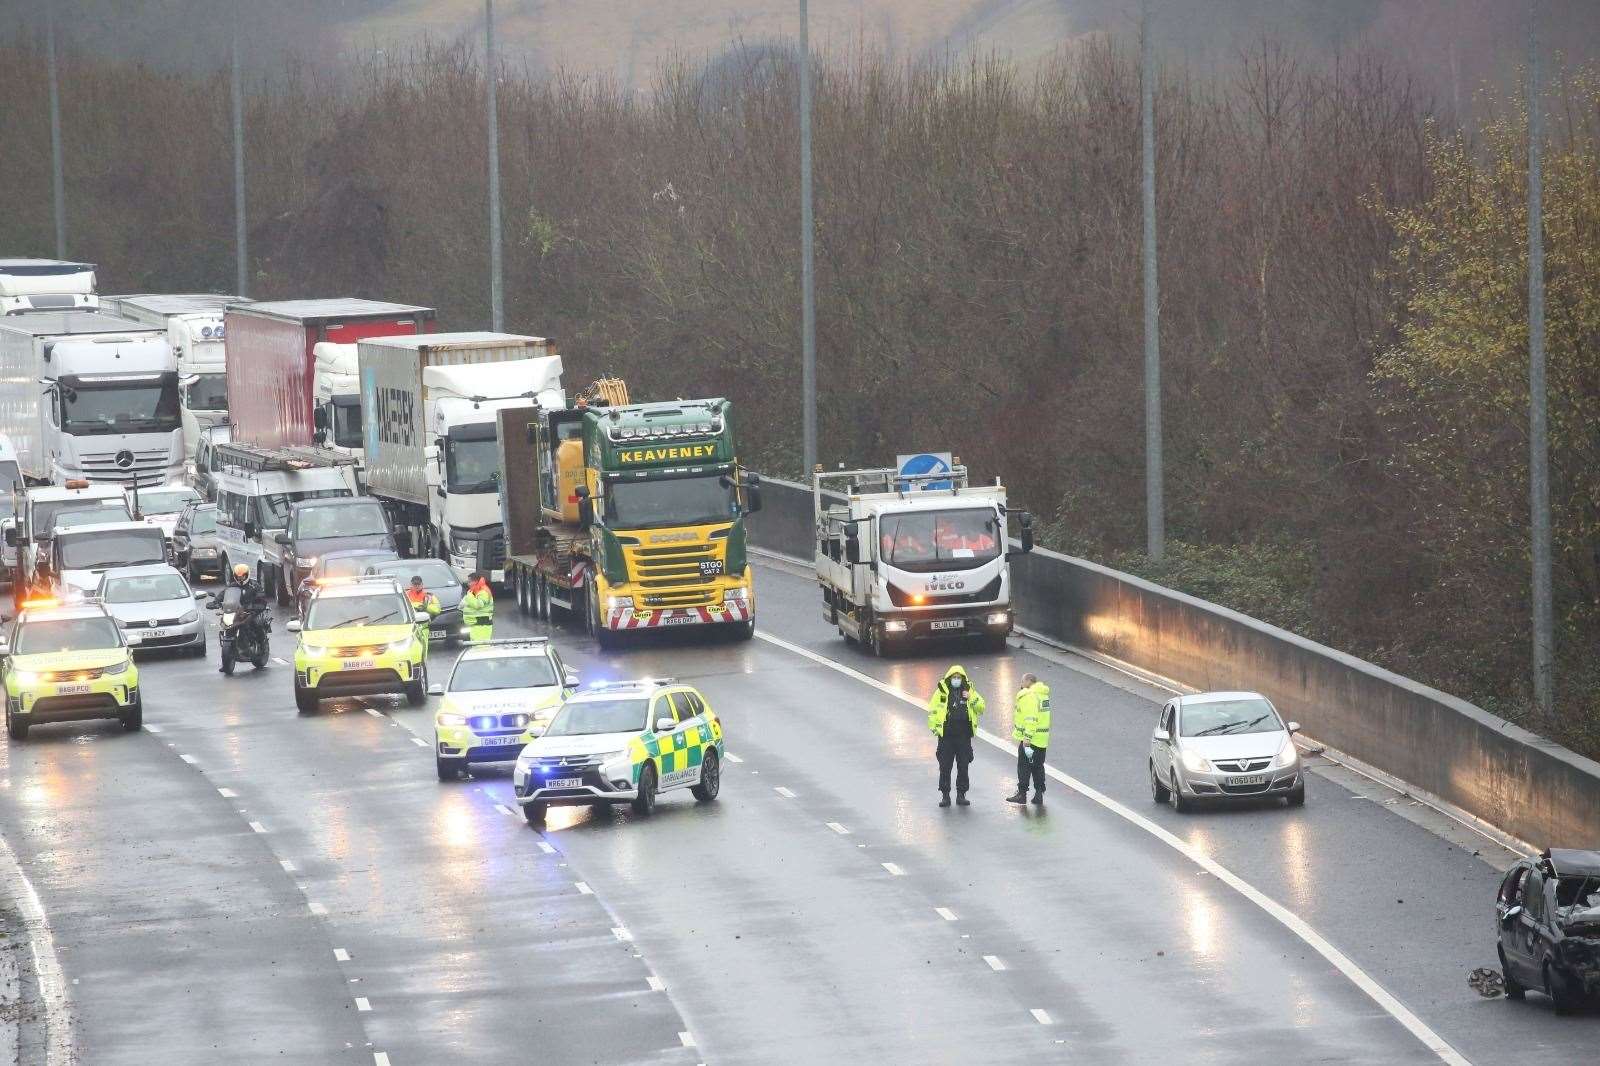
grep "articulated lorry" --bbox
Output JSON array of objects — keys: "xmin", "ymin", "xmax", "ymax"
[
  {"xmin": 0, "ymin": 259, "xmax": 98, "ymax": 316},
  {"xmin": 813, "ymin": 462, "xmax": 1033, "ymax": 655},
  {"xmin": 223, "ymin": 299, "xmax": 435, "ymax": 467},
  {"xmin": 357, "ymin": 333, "xmax": 563, "ymax": 583},
  {"xmin": 500, "ymin": 388, "xmax": 762, "ymax": 648},
  {"xmin": 0, "ymin": 312, "xmax": 182, "ymax": 487},
  {"xmin": 104, "ymin": 294, "xmax": 245, "ymax": 463}
]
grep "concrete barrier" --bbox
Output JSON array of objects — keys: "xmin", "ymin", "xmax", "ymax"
[{"xmin": 747, "ymin": 476, "xmax": 1600, "ymax": 849}]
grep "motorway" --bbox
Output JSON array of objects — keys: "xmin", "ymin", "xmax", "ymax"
[{"xmin": 0, "ymin": 558, "xmax": 1594, "ymax": 1064}]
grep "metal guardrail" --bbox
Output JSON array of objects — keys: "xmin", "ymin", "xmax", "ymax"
[{"xmin": 746, "ymin": 474, "xmax": 1600, "ymax": 850}]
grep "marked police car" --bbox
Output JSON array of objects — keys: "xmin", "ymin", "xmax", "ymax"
[
  {"xmin": 432, "ymin": 637, "xmax": 578, "ymax": 781},
  {"xmin": 2, "ymin": 599, "xmax": 141, "ymax": 739},
  {"xmin": 513, "ymin": 678, "xmax": 723, "ymax": 824},
  {"xmin": 287, "ymin": 575, "xmax": 430, "ymax": 714}
]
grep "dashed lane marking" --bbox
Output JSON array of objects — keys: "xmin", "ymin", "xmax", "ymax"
[
  {"xmin": 145, "ymin": 723, "xmax": 162, "ymax": 733},
  {"xmin": 333, "ymin": 948, "xmax": 351, "ymax": 962},
  {"xmin": 825, "ymin": 822, "xmax": 851, "ymax": 835},
  {"xmin": 725, "ymin": 752, "xmax": 743, "ymax": 763},
  {"xmin": 612, "ymin": 927, "xmax": 633, "ymax": 942},
  {"xmin": 773, "ymin": 786, "xmax": 797, "ymax": 798},
  {"xmin": 365, "ymin": 708, "xmax": 384, "ymax": 718},
  {"xmin": 575, "ymin": 882, "xmax": 593, "ymax": 895},
  {"xmin": 984, "ymin": 956, "xmax": 1007, "ymax": 971},
  {"xmin": 178, "ymin": 754, "xmax": 198, "ymax": 765},
  {"xmin": 410, "ymin": 736, "xmax": 428, "ymax": 747},
  {"xmin": 678, "ymin": 1032, "xmax": 696, "ymax": 1048},
  {"xmin": 647, "ymin": 976, "xmax": 665, "ymax": 992},
  {"xmin": 754, "ymin": 629, "xmax": 1471, "ymax": 1066},
  {"xmin": 248, "ymin": 821, "xmax": 267, "ymax": 834},
  {"xmin": 217, "ymin": 787, "xmax": 238, "ymax": 798},
  {"xmin": 936, "ymin": 907, "xmax": 959, "ymax": 922},
  {"xmin": 536, "ymin": 841, "xmax": 556, "ymax": 854},
  {"xmin": 272, "ymin": 656, "xmax": 289, "ymax": 666},
  {"xmin": 881, "ymin": 862, "xmax": 905, "ymax": 876},
  {"xmin": 1031, "ymin": 1009, "xmax": 1053, "ymax": 1025},
  {"xmin": 355, "ymin": 997, "xmax": 372, "ymax": 1012},
  {"xmin": 280, "ymin": 859, "xmax": 296, "ymax": 873},
  {"xmin": 308, "ymin": 901, "xmax": 328, "ymax": 916},
  {"xmin": 495, "ymin": 804, "xmax": 518, "ymax": 818},
  {"xmin": 374, "ymin": 1055, "xmax": 391, "ymax": 1066}
]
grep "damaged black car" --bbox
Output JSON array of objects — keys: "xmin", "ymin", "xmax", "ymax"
[{"xmin": 1495, "ymin": 848, "xmax": 1600, "ymax": 1013}]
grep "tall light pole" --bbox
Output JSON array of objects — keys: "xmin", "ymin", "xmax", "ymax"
[
  {"xmin": 231, "ymin": 3, "xmax": 248, "ymax": 297},
  {"xmin": 1527, "ymin": 2, "xmax": 1553, "ymax": 716},
  {"xmin": 486, "ymin": 0, "xmax": 504, "ymax": 331},
  {"xmin": 46, "ymin": 0, "xmax": 66, "ymax": 257},
  {"xmin": 799, "ymin": 0, "xmax": 817, "ymax": 472},
  {"xmin": 1141, "ymin": 0, "xmax": 1163, "ymax": 560}
]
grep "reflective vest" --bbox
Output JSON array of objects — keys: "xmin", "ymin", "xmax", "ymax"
[
  {"xmin": 1012, "ymin": 681, "xmax": 1051, "ymax": 748},
  {"xmin": 462, "ymin": 584, "xmax": 494, "ymax": 624},
  {"xmin": 926, "ymin": 665, "xmax": 985, "ymax": 736},
  {"xmin": 406, "ymin": 588, "xmax": 441, "ymax": 617}
]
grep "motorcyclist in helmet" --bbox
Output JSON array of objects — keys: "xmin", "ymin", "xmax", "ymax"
[{"xmin": 211, "ymin": 564, "xmax": 269, "ymax": 671}]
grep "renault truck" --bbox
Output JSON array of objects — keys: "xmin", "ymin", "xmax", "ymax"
[
  {"xmin": 357, "ymin": 333, "xmax": 563, "ymax": 582},
  {"xmin": 0, "ymin": 312, "xmax": 182, "ymax": 488},
  {"xmin": 813, "ymin": 462, "xmax": 1033, "ymax": 655},
  {"xmin": 500, "ymin": 389, "xmax": 762, "ymax": 648}
]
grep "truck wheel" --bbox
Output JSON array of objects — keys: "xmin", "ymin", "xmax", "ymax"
[
  {"xmin": 537, "ymin": 575, "xmax": 552, "ymax": 621},
  {"xmin": 728, "ymin": 619, "xmax": 755, "ymax": 642}
]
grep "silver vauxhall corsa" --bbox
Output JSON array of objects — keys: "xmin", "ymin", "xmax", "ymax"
[{"xmin": 1149, "ymin": 691, "xmax": 1304, "ymax": 811}]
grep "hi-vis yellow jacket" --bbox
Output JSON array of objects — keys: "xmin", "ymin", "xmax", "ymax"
[
  {"xmin": 1012, "ymin": 680, "xmax": 1051, "ymax": 748},
  {"xmin": 927, "ymin": 665, "xmax": 985, "ymax": 737}
]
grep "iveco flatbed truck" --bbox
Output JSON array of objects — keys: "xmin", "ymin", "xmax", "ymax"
[
  {"xmin": 499, "ymin": 387, "xmax": 762, "ymax": 649},
  {"xmin": 814, "ymin": 462, "xmax": 1032, "ymax": 655}
]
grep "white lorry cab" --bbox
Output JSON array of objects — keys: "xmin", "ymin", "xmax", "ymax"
[
  {"xmin": 0, "ymin": 259, "xmax": 98, "ymax": 316},
  {"xmin": 6, "ymin": 481, "xmax": 127, "ymax": 607},
  {"xmin": 103, "ymin": 295, "xmax": 243, "ymax": 464},
  {"xmin": 0, "ymin": 312, "xmax": 182, "ymax": 489},
  {"xmin": 814, "ymin": 463, "xmax": 1033, "ymax": 656}
]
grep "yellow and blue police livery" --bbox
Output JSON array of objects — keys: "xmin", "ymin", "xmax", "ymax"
[
  {"xmin": 433, "ymin": 637, "xmax": 578, "ymax": 781},
  {"xmin": 288, "ymin": 576, "xmax": 430, "ymax": 714},
  {"xmin": 512, "ymin": 677, "xmax": 723, "ymax": 824},
  {"xmin": 3, "ymin": 599, "xmax": 141, "ymax": 739}
]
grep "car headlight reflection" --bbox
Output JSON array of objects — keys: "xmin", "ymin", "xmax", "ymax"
[{"xmin": 1180, "ymin": 748, "xmax": 1213, "ymax": 774}]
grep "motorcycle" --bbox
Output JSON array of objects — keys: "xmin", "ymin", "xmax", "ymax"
[{"xmin": 211, "ymin": 585, "xmax": 271, "ymax": 674}]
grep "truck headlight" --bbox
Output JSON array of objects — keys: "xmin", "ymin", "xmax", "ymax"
[
  {"xmin": 605, "ymin": 595, "xmax": 632, "ymax": 612},
  {"xmin": 1180, "ymin": 749, "xmax": 1213, "ymax": 774},
  {"xmin": 1272, "ymin": 742, "xmax": 1299, "ymax": 769},
  {"xmin": 723, "ymin": 586, "xmax": 749, "ymax": 602},
  {"xmin": 883, "ymin": 619, "xmax": 908, "ymax": 633}
]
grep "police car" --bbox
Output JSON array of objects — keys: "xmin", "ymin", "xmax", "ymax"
[
  {"xmin": 432, "ymin": 637, "xmax": 578, "ymax": 781},
  {"xmin": 512, "ymin": 678, "xmax": 723, "ymax": 824},
  {"xmin": 2, "ymin": 599, "xmax": 141, "ymax": 739},
  {"xmin": 287, "ymin": 576, "xmax": 430, "ymax": 714}
]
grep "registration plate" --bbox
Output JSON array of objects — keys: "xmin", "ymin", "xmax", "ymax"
[
  {"xmin": 55, "ymin": 683, "xmax": 92, "ymax": 695},
  {"xmin": 930, "ymin": 619, "xmax": 965, "ymax": 631},
  {"xmin": 142, "ymin": 629, "xmax": 169, "ymax": 640},
  {"xmin": 343, "ymin": 659, "xmax": 374, "ymax": 669},
  {"xmin": 658, "ymin": 615, "xmax": 699, "ymax": 626},
  {"xmin": 477, "ymin": 734, "xmax": 522, "ymax": 746},
  {"xmin": 1229, "ymin": 774, "xmax": 1268, "ymax": 786},
  {"xmin": 543, "ymin": 777, "xmax": 582, "ymax": 789}
]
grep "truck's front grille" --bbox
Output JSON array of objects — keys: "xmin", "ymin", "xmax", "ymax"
[
  {"xmin": 77, "ymin": 447, "xmax": 173, "ymax": 488},
  {"xmin": 641, "ymin": 589, "xmax": 717, "ymax": 608},
  {"xmin": 628, "ymin": 542, "xmax": 719, "ymax": 587}
]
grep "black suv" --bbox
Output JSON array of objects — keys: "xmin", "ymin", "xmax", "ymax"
[
  {"xmin": 272, "ymin": 498, "xmax": 397, "ymax": 606},
  {"xmin": 1495, "ymin": 848, "xmax": 1600, "ymax": 1012}
]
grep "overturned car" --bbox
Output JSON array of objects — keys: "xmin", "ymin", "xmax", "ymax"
[{"xmin": 1495, "ymin": 848, "xmax": 1600, "ymax": 1013}]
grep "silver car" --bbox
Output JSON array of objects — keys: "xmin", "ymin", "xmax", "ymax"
[
  {"xmin": 1149, "ymin": 691, "xmax": 1304, "ymax": 810},
  {"xmin": 95, "ymin": 564, "xmax": 206, "ymax": 657}
]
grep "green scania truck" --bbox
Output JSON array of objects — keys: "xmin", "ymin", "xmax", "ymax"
[{"xmin": 497, "ymin": 389, "xmax": 762, "ymax": 648}]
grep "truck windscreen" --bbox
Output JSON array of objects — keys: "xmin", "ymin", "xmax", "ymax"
[
  {"xmin": 187, "ymin": 373, "xmax": 228, "ymax": 411},
  {"xmin": 62, "ymin": 375, "xmax": 180, "ymax": 435},
  {"xmin": 878, "ymin": 508, "xmax": 1001, "ymax": 573},
  {"xmin": 606, "ymin": 473, "xmax": 737, "ymax": 531},
  {"xmin": 446, "ymin": 437, "xmax": 500, "ymax": 495},
  {"xmin": 59, "ymin": 531, "xmax": 166, "ymax": 570},
  {"xmin": 331, "ymin": 397, "xmax": 362, "ymax": 449}
]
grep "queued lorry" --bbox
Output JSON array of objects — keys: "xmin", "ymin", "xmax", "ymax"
[
  {"xmin": 0, "ymin": 312, "xmax": 183, "ymax": 488},
  {"xmin": 0, "ymin": 258, "xmax": 98, "ymax": 316},
  {"xmin": 812, "ymin": 461, "xmax": 1033, "ymax": 655},
  {"xmin": 103, "ymin": 294, "xmax": 244, "ymax": 464},
  {"xmin": 357, "ymin": 333, "xmax": 563, "ymax": 583},
  {"xmin": 499, "ymin": 386, "xmax": 763, "ymax": 648},
  {"xmin": 223, "ymin": 299, "xmax": 436, "ymax": 470}
]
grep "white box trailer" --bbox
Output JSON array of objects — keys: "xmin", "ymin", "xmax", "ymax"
[
  {"xmin": 357, "ymin": 332, "xmax": 563, "ymax": 581},
  {"xmin": 814, "ymin": 463, "xmax": 1033, "ymax": 655}
]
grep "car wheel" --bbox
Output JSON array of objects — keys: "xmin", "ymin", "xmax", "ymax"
[
  {"xmin": 1150, "ymin": 761, "xmax": 1171, "ymax": 804},
  {"xmin": 1545, "ymin": 962, "xmax": 1579, "ymax": 1015},
  {"xmin": 522, "ymin": 801, "xmax": 547, "ymax": 826},
  {"xmin": 1499, "ymin": 946, "xmax": 1526, "ymax": 1000},
  {"xmin": 406, "ymin": 662, "xmax": 428, "ymax": 706},
  {"xmin": 692, "ymin": 750, "xmax": 721, "ymax": 801},
  {"xmin": 192, "ymin": 636, "xmax": 208, "ymax": 658},
  {"xmin": 121, "ymin": 696, "xmax": 143, "ymax": 732},
  {"xmin": 1286, "ymin": 780, "xmax": 1306, "ymax": 807},
  {"xmin": 631, "ymin": 764, "xmax": 658, "ymax": 816},
  {"xmin": 1169, "ymin": 771, "xmax": 1191, "ymax": 813},
  {"xmin": 294, "ymin": 685, "xmax": 318, "ymax": 715},
  {"xmin": 6, "ymin": 705, "xmax": 27, "ymax": 741},
  {"xmin": 435, "ymin": 753, "xmax": 464, "ymax": 781}
]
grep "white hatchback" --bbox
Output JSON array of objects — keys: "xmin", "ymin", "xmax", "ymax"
[{"xmin": 1149, "ymin": 691, "xmax": 1304, "ymax": 811}]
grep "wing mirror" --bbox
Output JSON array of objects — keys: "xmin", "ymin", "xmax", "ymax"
[
  {"xmin": 1019, "ymin": 511, "xmax": 1034, "ymax": 554},
  {"xmin": 844, "ymin": 525, "xmax": 861, "ymax": 565},
  {"xmin": 428, "ymin": 683, "xmax": 445, "ymax": 697},
  {"xmin": 1500, "ymin": 905, "xmax": 1523, "ymax": 928},
  {"xmin": 564, "ymin": 670, "xmax": 580, "ymax": 688},
  {"xmin": 274, "ymin": 532, "xmax": 290, "ymax": 545},
  {"xmin": 1286, "ymin": 721, "xmax": 1300, "ymax": 734},
  {"xmin": 2, "ymin": 527, "xmax": 13, "ymax": 547},
  {"xmin": 743, "ymin": 471, "xmax": 763, "ymax": 514},
  {"xmin": 193, "ymin": 591, "xmax": 208, "ymax": 600},
  {"xmin": 655, "ymin": 717, "xmax": 676, "ymax": 733},
  {"xmin": 285, "ymin": 620, "xmax": 302, "ymax": 633},
  {"xmin": 575, "ymin": 485, "xmax": 593, "ymax": 530},
  {"xmin": 1151, "ymin": 728, "xmax": 1170, "ymax": 744},
  {"xmin": 413, "ymin": 610, "xmax": 431, "ymax": 624},
  {"xmin": 0, "ymin": 639, "xmax": 10, "ymax": 657}
]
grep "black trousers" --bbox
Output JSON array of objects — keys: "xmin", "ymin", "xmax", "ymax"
[
  {"xmin": 1016, "ymin": 743, "xmax": 1046, "ymax": 795},
  {"xmin": 937, "ymin": 735, "xmax": 973, "ymax": 794}
]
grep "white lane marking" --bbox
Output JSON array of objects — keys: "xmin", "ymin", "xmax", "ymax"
[
  {"xmin": 354, "ymin": 997, "xmax": 372, "ymax": 1012},
  {"xmin": 0, "ymin": 830, "xmax": 71, "ymax": 1066},
  {"xmin": 773, "ymin": 786, "xmax": 797, "ymax": 798},
  {"xmin": 984, "ymin": 955, "xmax": 1007, "ymax": 971},
  {"xmin": 612, "ymin": 926, "xmax": 633, "ymax": 942},
  {"xmin": 575, "ymin": 882, "xmax": 593, "ymax": 895},
  {"xmin": 1030, "ymin": 1008, "xmax": 1053, "ymax": 1025},
  {"xmin": 217, "ymin": 787, "xmax": 238, "ymax": 798},
  {"xmin": 279, "ymin": 859, "xmax": 297, "ymax": 873},
  {"xmin": 647, "ymin": 975, "xmax": 665, "ymax": 992},
  {"xmin": 333, "ymin": 948, "xmax": 351, "ymax": 962},
  {"xmin": 755, "ymin": 629, "xmax": 1470, "ymax": 1066},
  {"xmin": 248, "ymin": 821, "xmax": 267, "ymax": 834},
  {"xmin": 825, "ymin": 822, "xmax": 851, "ymax": 835},
  {"xmin": 374, "ymin": 1055, "xmax": 391, "ymax": 1066},
  {"xmin": 179, "ymin": 754, "xmax": 198, "ymax": 765},
  {"xmin": 536, "ymin": 841, "xmax": 556, "ymax": 854},
  {"xmin": 272, "ymin": 656, "xmax": 289, "ymax": 666},
  {"xmin": 308, "ymin": 901, "xmax": 328, "ymax": 916},
  {"xmin": 144, "ymin": 723, "xmax": 162, "ymax": 733},
  {"xmin": 410, "ymin": 736, "xmax": 428, "ymax": 747},
  {"xmin": 881, "ymin": 862, "xmax": 905, "ymax": 876},
  {"xmin": 935, "ymin": 907, "xmax": 958, "ymax": 922},
  {"xmin": 725, "ymin": 752, "xmax": 743, "ymax": 763},
  {"xmin": 365, "ymin": 707, "xmax": 384, "ymax": 718},
  {"xmin": 495, "ymin": 804, "xmax": 518, "ymax": 818},
  {"xmin": 678, "ymin": 1032, "xmax": 696, "ymax": 1048}
]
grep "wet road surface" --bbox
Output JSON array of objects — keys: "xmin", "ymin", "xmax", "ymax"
[{"xmin": 0, "ymin": 560, "xmax": 1593, "ymax": 1063}]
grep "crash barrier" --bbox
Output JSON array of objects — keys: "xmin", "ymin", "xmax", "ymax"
[{"xmin": 746, "ymin": 475, "xmax": 1600, "ymax": 849}]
